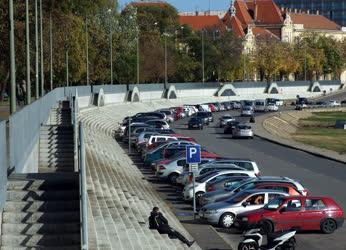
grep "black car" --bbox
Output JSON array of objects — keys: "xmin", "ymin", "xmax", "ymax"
[
  {"xmin": 341, "ymin": 99, "xmax": 346, "ymax": 106},
  {"xmin": 224, "ymin": 120, "xmax": 240, "ymax": 134},
  {"xmin": 188, "ymin": 117, "xmax": 204, "ymax": 130},
  {"xmin": 195, "ymin": 112, "xmax": 210, "ymax": 125}
]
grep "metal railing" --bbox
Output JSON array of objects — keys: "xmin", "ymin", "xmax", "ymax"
[
  {"xmin": 78, "ymin": 121, "xmax": 88, "ymax": 250},
  {"xmin": 0, "ymin": 121, "xmax": 7, "ymax": 209}
]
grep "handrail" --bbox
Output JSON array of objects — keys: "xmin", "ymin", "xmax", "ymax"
[{"xmin": 79, "ymin": 122, "xmax": 88, "ymax": 250}]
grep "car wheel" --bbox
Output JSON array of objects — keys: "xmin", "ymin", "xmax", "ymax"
[
  {"xmin": 168, "ymin": 173, "xmax": 179, "ymax": 185},
  {"xmin": 200, "ymin": 126, "xmax": 203, "ymax": 130},
  {"xmin": 238, "ymin": 242, "xmax": 259, "ymax": 250},
  {"xmin": 219, "ymin": 213, "xmax": 235, "ymax": 228},
  {"xmin": 321, "ymin": 218, "xmax": 337, "ymax": 234},
  {"xmin": 260, "ymin": 220, "xmax": 273, "ymax": 234}
]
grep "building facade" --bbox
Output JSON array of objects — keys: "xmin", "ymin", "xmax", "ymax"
[{"xmin": 274, "ymin": 0, "xmax": 346, "ymax": 27}]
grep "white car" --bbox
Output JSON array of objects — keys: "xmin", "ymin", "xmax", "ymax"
[
  {"xmin": 198, "ymin": 159, "xmax": 260, "ymax": 176},
  {"xmin": 254, "ymin": 100, "xmax": 266, "ymax": 112},
  {"xmin": 182, "ymin": 170, "xmax": 256, "ymax": 201},
  {"xmin": 147, "ymin": 135, "xmax": 177, "ymax": 146},
  {"xmin": 328, "ymin": 100, "xmax": 341, "ymax": 107},
  {"xmin": 265, "ymin": 103, "xmax": 279, "ymax": 112},
  {"xmin": 146, "ymin": 120, "xmax": 170, "ymax": 129},
  {"xmin": 199, "ymin": 189, "xmax": 288, "ymax": 228}
]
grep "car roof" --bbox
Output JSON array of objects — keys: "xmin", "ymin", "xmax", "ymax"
[{"xmin": 243, "ymin": 189, "xmax": 288, "ymax": 195}]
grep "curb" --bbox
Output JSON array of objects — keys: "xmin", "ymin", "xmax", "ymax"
[{"xmin": 254, "ymin": 132, "xmax": 346, "ymax": 165}]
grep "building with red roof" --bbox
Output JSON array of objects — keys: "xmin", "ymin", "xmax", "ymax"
[{"xmin": 178, "ymin": 15, "xmax": 226, "ymax": 32}]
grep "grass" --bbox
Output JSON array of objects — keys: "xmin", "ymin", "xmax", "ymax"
[{"xmin": 293, "ymin": 112, "xmax": 346, "ymax": 154}]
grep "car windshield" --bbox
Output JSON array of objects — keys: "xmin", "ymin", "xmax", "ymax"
[
  {"xmin": 190, "ymin": 118, "xmax": 201, "ymax": 122},
  {"xmin": 226, "ymin": 191, "xmax": 252, "ymax": 204},
  {"xmin": 243, "ymin": 107, "xmax": 252, "ymax": 111},
  {"xmin": 238, "ymin": 125, "xmax": 251, "ymax": 130},
  {"xmin": 222, "ymin": 115, "xmax": 232, "ymax": 119},
  {"xmin": 263, "ymin": 198, "xmax": 285, "ymax": 210},
  {"xmin": 196, "ymin": 171, "xmax": 219, "ymax": 183}
]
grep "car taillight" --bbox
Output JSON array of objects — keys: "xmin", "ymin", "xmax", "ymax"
[
  {"xmin": 188, "ymin": 175, "xmax": 192, "ymax": 183},
  {"xmin": 207, "ymin": 186, "xmax": 214, "ymax": 192},
  {"xmin": 256, "ymin": 172, "xmax": 261, "ymax": 177},
  {"xmin": 302, "ymin": 189, "xmax": 309, "ymax": 196},
  {"xmin": 159, "ymin": 160, "xmax": 170, "ymax": 165},
  {"xmin": 159, "ymin": 166, "xmax": 166, "ymax": 171}
]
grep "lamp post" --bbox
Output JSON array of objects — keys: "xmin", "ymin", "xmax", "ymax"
[
  {"xmin": 136, "ymin": 26, "xmax": 140, "ymax": 85},
  {"xmin": 85, "ymin": 17, "xmax": 89, "ymax": 85},
  {"xmin": 9, "ymin": 0, "xmax": 16, "ymax": 113},
  {"xmin": 49, "ymin": 10, "xmax": 53, "ymax": 91},
  {"xmin": 202, "ymin": 29, "xmax": 205, "ymax": 83},
  {"xmin": 39, "ymin": 0, "xmax": 44, "ymax": 96},
  {"xmin": 164, "ymin": 31, "xmax": 168, "ymax": 87},
  {"xmin": 35, "ymin": 0, "xmax": 39, "ymax": 99},
  {"xmin": 25, "ymin": 0, "xmax": 31, "ymax": 104},
  {"xmin": 107, "ymin": 9, "xmax": 113, "ymax": 85},
  {"xmin": 66, "ymin": 50, "xmax": 69, "ymax": 87}
]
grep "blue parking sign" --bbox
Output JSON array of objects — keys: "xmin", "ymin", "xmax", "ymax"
[{"xmin": 186, "ymin": 145, "xmax": 201, "ymax": 164}]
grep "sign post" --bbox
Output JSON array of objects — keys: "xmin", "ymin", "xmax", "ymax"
[{"xmin": 186, "ymin": 145, "xmax": 201, "ymax": 219}]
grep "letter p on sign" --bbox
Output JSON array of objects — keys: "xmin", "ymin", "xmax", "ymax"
[{"xmin": 186, "ymin": 145, "xmax": 201, "ymax": 164}]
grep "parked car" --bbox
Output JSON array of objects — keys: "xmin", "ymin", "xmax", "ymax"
[
  {"xmin": 241, "ymin": 106, "xmax": 254, "ymax": 117},
  {"xmin": 265, "ymin": 103, "xmax": 279, "ymax": 112},
  {"xmin": 146, "ymin": 119, "xmax": 170, "ymax": 129},
  {"xmin": 199, "ymin": 177, "xmax": 309, "ymax": 207},
  {"xmin": 205, "ymin": 176, "xmax": 251, "ymax": 193},
  {"xmin": 158, "ymin": 109, "xmax": 175, "ymax": 123},
  {"xmin": 328, "ymin": 100, "xmax": 341, "ymax": 107},
  {"xmin": 188, "ymin": 117, "xmax": 204, "ymax": 130},
  {"xmin": 224, "ymin": 120, "xmax": 240, "ymax": 134},
  {"xmin": 199, "ymin": 189, "xmax": 288, "ymax": 228},
  {"xmin": 234, "ymin": 196, "xmax": 344, "ymax": 234},
  {"xmin": 183, "ymin": 170, "xmax": 257, "ymax": 202},
  {"xmin": 198, "ymin": 159, "xmax": 260, "ymax": 176},
  {"xmin": 341, "ymin": 99, "xmax": 346, "ymax": 106},
  {"xmin": 219, "ymin": 114, "xmax": 236, "ymax": 128},
  {"xmin": 155, "ymin": 155, "xmax": 188, "ymax": 183},
  {"xmin": 195, "ymin": 112, "xmax": 210, "ymax": 125},
  {"xmin": 232, "ymin": 124, "xmax": 254, "ymax": 139}
]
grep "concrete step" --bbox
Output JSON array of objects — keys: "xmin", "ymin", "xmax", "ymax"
[
  {"xmin": 39, "ymin": 157, "xmax": 74, "ymax": 163},
  {"xmin": 39, "ymin": 148, "xmax": 74, "ymax": 154},
  {"xmin": 4, "ymin": 201, "xmax": 79, "ymax": 212},
  {"xmin": 8, "ymin": 172, "xmax": 78, "ymax": 181},
  {"xmin": 41, "ymin": 126, "xmax": 73, "ymax": 131},
  {"xmin": 40, "ymin": 135, "xmax": 74, "ymax": 140},
  {"xmin": 0, "ymin": 246, "xmax": 81, "ymax": 250},
  {"xmin": 3, "ymin": 212, "xmax": 80, "ymax": 223},
  {"xmin": 1, "ymin": 234, "xmax": 80, "ymax": 247},
  {"xmin": 2, "ymin": 223, "xmax": 80, "ymax": 235},
  {"xmin": 38, "ymin": 167, "xmax": 75, "ymax": 173},
  {"xmin": 39, "ymin": 145, "xmax": 74, "ymax": 150},
  {"xmin": 7, "ymin": 179, "xmax": 77, "ymax": 191},
  {"xmin": 39, "ymin": 153, "xmax": 74, "ymax": 159},
  {"xmin": 6, "ymin": 190, "xmax": 79, "ymax": 201},
  {"xmin": 39, "ymin": 162, "xmax": 74, "ymax": 168},
  {"xmin": 40, "ymin": 139, "xmax": 74, "ymax": 144}
]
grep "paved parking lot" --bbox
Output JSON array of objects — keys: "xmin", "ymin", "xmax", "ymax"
[{"xmin": 172, "ymin": 110, "xmax": 346, "ymax": 250}]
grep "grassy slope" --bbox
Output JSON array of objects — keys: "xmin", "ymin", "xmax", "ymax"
[{"xmin": 293, "ymin": 112, "xmax": 346, "ymax": 154}]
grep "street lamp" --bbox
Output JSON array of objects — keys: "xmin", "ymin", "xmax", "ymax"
[
  {"xmin": 35, "ymin": 0, "xmax": 39, "ymax": 99},
  {"xmin": 9, "ymin": 0, "xmax": 16, "ymax": 113},
  {"xmin": 39, "ymin": 0, "xmax": 44, "ymax": 96},
  {"xmin": 201, "ymin": 29, "xmax": 205, "ymax": 83},
  {"xmin": 85, "ymin": 17, "xmax": 89, "ymax": 85},
  {"xmin": 107, "ymin": 9, "xmax": 114, "ymax": 85},
  {"xmin": 49, "ymin": 10, "xmax": 53, "ymax": 91},
  {"xmin": 155, "ymin": 22, "xmax": 169, "ymax": 88},
  {"xmin": 25, "ymin": 0, "xmax": 31, "ymax": 104}
]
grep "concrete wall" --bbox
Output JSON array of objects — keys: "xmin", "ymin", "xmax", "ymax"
[
  {"xmin": 173, "ymin": 83, "xmax": 220, "ymax": 98},
  {"xmin": 0, "ymin": 121, "xmax": 7, "ymax": 209}
]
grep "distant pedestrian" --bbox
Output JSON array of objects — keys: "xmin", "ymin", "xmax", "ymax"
[
  {"xmin": 21, "ymin": 80, "xmax": 27, "ymax": 104},
  {"xmin": 16, "ymin": 82, "xmax": 24, "ymax": 106},
  {"xmin": 149, "ymin": 207, "xmax": 195, "ymax": 247}
]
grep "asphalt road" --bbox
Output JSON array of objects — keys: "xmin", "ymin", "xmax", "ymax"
[{"xmin": 172, "ymin": 110, "xmax": 346, "ymax": 250}]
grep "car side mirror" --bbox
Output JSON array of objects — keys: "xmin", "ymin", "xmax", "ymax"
[{"xmin": 242, "ymin": 202, "xmax": 249, "ymax": 207}]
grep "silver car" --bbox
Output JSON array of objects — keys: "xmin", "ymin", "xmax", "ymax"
[
  {"xmin": 241, "ymin": 106, "xmax": 254, "ymax": 117},
  {"xmin": 232, "ymin": 124, "xmax": 254, "ymax": 139},
  {"xmin": 199, "ymin": 176, "xmax": 308, "ymax": 207},
  {"xmin": 219, "ymin": 114, "xmax": 236, "ymax": 128},
  {"xmin": 199, "ymin": 189, "xmax": 288, "ymax": 228}
]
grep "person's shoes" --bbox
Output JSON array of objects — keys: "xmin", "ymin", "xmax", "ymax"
[{"xmin": 187, "ymin": 240, "xmax": 195, "ymax": 247}]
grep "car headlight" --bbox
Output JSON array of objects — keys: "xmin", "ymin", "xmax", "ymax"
[
  {"xmin": 205, "ymin": 209, "xmax": 219, "ymax": 214},
  {"xmin": 242, "ymin": 217, "xmax": 248, "ymax": 222}
]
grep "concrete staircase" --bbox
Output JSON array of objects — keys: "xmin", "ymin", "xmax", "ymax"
[
  {"xmin": 39, "ymin": 101, "xmax": 74, "ymax": 173},
  {"xmin": 1, "ymin": 173, "xmax": 80, "ymax": 249}
]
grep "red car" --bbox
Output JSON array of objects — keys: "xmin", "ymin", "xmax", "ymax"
[{"xmin": 235, "ymin": 196, "xmax": 344, "ymax": 234}]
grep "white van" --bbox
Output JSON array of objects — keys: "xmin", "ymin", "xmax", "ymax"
[{"xmin": 254, "ymin": 99, "xmax": 266, "ymax": 112}]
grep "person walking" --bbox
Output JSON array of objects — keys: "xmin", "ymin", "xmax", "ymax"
[{"xmin": 149, "ymin": 207, "xmax": 195, "ymax": 247}]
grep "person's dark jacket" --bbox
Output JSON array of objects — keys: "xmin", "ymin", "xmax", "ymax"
[{"xmin": 149, "ymin": 212, "xmax": 170, "ymax": 233}]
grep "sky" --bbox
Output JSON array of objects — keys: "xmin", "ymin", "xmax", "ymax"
[{"xmin": 118, "ymin": 0, "xmax": 230, "ymax": 12}]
